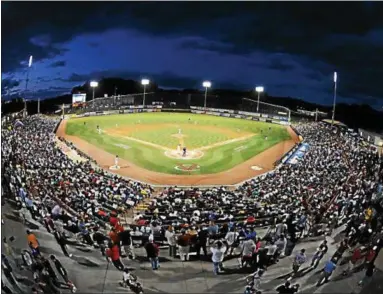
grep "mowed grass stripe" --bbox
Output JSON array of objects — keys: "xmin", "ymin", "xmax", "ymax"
[{"xmin": 66, "ymin": 113, "xmax": 290, "ymax": 175}]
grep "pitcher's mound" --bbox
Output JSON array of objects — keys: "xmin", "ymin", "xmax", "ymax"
[{"xmin": 164, "ymin": 149, "xmax": 204, "ymax": 160}]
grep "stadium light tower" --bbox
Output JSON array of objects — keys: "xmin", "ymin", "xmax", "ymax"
[
  {"xmin": 202, "ymin": 81, "xmax": 211, "ymax": 111},
  {"xmin": 255, "ymin": 86, "xmax": 264, "ymax": 113},
  {"xmin": 90, "ymin": 81, "xmax": 98, "ymax": 106},
  {"xmin": 141, "ymin": 79, "xmax": 150, "ymax": 108},
  {"xmin": 24, "ymin": 55, "xmax": 33, "ymax": 117},
  {"xmin": 331, "ymin": 72, "xmax": 337, "ymax": 126}
]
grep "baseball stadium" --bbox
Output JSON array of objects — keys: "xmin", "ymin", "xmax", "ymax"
[{"xmin": 2, "ymin": 88, "xmax": 383, "ymax": 294}]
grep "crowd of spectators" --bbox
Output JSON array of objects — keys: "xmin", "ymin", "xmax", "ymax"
[
  {"xmin": 2, "ymin": 115, "xmax": 383, "ymax": 293},
  {"xmin": 1, "ymin": 115, "xmax": 153, "ymax": 232}
]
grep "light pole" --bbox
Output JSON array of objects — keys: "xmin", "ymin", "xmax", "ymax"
[
  {"xmin": 202, "ymin": 81, "xmax": 211, "ymax": 111},
  {"xmin": 114, "ymin": 86, "xmax": 117, "ymax": 106},
  {"xmin": 255, "ymin": 86, "xmax": 264, "ymax": 113},
  {"xmin": 24, "ymin": 55, "xmax": 33, "ymax": 117},
  {"xmin": 331, "ymin": 72, "xmax": 337, "ymax": 126},
  {"xmin": 141, "ymin": 79, "xmax": 150, "ymax": 107},
  {"xmin": 90, "ymin": 81, "xmax": 98, "ymax": 107}
]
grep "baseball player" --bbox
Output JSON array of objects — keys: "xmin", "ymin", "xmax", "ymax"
[{"xmin": 115, "ymin": 155, "xmax": 119, "ymax": 168}]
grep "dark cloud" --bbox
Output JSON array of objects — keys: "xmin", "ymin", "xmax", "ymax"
[
  {"xmin": 3, "ymin": 2, "xmax": 383, "ymax": 104},
  {"xmin": 1, "ymin": 77, "xmax": 21, "ymax": 95},
  {"xmin": 267, "ymin": 58, "xmax": 295, "ymax": 72},
  {"xmin": 49, "ymin": 60, "xmax": 66, "ymax": 68},
  {"xmin": 66, "ymin": 69, "xmax": 253, "ymax": 91},
  {"xmin": 33, "ymin": 86, "xmax": 72, "ymax": 99}
]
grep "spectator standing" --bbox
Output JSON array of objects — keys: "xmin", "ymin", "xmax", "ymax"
[
  {"xmin": 211, "ymin": 240, "xmax": 226, "ymax": 275},
  {"xmin": 321, "ymin": 258, "xmax": 337, "ymax": 283},
  {"xmin": 196, "ymin": 227, "xmax": 208, "ymax": 258},
  {"xmin": 225, "ymin": 227, "xmax": 239, "ymax": 256},
  {"xmin": 27, "ymin": 230, "xmax": 40, "ymax": 256},
  {"xmin": 144, "ymin": 235, "xmax": 160, "ymax": 270},
  {"xmin": 165, "ymin": 226, "xmax": 177, "ymax": 258},
  {"xmin": 177, "ymin": 230, "xmax": 191, "ymax": 261},
  {"xmin": 106, "ymin": 241, "xmax": 125, "ymax": 271},
  {"xmin": 53, "ymin": 229, "xmax": 71, "ymax": 257}
]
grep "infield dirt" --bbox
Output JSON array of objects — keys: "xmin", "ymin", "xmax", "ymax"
[{"xmin": 57, "ymin": 119, "xmax": 299, "ymax": 186}]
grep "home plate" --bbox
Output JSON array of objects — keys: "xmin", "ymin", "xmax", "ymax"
[
  {"xmin": 251, "ymin": 165, "xmax": 263, "ymax": 171},
  {"xmin": 109, "ymin": 165, "xmax": 121, "ymax": 170}
]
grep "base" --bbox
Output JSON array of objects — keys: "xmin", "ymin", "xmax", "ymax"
[{"xmin": 109, "ymin": 165, "xmax": 121, "ymax": 170}]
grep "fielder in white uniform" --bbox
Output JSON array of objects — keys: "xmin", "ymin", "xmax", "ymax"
[{"xmin": 115, "ymin": 155, "xmax": 119, "ymax": 168}]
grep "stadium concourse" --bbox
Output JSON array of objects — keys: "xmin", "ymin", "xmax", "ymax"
[{"xmin": 1, "ymin": 115, "xmax": 383, "ymax": 294}]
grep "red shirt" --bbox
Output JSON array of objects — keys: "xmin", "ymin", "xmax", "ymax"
[
  {"xmin": 366, "ymin": 249, "xmax": 376, "ymax": 262},
  {"xmin": 110, "ymin": 216, "xmax": 118, "ymax": 227},
  {"xmin": 106, "ymin": 245, "xmax": 120, "ymax": 261},
  {"xmin": 114, "ymin": 223, "xmax": 124, "ymax": 233},
  {"xmin": 137, "ymin": 219, "xmax": 147, "ymax": 226},
  {"xmin": 109, "ymin": 231, "xmax": 119, "ymax": 244},
  {"xmin": 247, "ymin": 216, "xmax": 256, "ymax": 224},
  {"xmin": 255, "ymin": 241, "xmax": 261, "ymax": 253},
  {"xmin": 98, "ymin": 210, "xmax": 107, "ymax": 217},
  {"xmin": 351, "ymin": 248, "xmax": 362, "ymax": 263}
]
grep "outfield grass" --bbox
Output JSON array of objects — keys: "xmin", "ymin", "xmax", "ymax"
[{"xmin": 65, "ymin": 113, "xmax": 290, "ymax": 174}]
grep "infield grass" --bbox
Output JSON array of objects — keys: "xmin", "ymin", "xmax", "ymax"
[{"xmin": 65, "ymin": 112, "xmax": 291, "ymax": 174}]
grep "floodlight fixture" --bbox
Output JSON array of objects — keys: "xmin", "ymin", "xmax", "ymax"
[
  {"xmin": 203, "ymin": 81, "xmax": 211, "ymax": 88},
  {"xmin": 28, "ymin": 55, "xmax": 33, "ymax": 68},
  {"xmin": 255, "ymin": 86, "xmax": 264, "ymax": 93},
  {"xmin": 141, "ymin": 79, "xmax": 150, "ymax": 86}
]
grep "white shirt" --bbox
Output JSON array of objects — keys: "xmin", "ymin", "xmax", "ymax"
[
  {"xmin": 225, "ymin": 232, "xmax": 239, "ymax": 246},
  {"xmin": 51, "ymin": 205, "xmax": 62, "ymax": 216},
  {"xmin": 242, "ymin": 239, "xmax": 256, "ymax": 256},
  {"xmin": 165, "ymin": 230, "xmax": 177, "ymax": 246},
  {"xmin": 267, "ymin": 244, "xmax": 277, "ymax": 256},
  {"xmin": 211, "ymin": 246, "xmax": 226, "ymax": 262}
]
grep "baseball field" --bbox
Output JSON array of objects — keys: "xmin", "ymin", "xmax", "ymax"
[{"xmin": 62, "ymin": 113, "xmax": 292, "ymax": 178}]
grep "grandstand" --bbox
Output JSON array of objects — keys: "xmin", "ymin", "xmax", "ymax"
[{"xmin": 1, "ymin": 111, "xmax": 383, "ymax": 294}]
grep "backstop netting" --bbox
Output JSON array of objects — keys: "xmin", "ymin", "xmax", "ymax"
[{"xmin": 241, "ymin": 98, "xmax": 291, "ymax": 123}]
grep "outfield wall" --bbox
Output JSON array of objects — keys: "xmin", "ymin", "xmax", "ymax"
[{"xmin": 69, "ymin": 105, "xmax": 290, "ymax": 127}]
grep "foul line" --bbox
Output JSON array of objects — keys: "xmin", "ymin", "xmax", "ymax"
[{"xmin": 196, "ymin": 134, "xmax": 255, "ymax": 151}]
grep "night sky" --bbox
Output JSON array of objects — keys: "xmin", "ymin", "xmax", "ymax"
[{"xmin": 2, "ymin": 2, "xmax": 383, "ymax": 108}]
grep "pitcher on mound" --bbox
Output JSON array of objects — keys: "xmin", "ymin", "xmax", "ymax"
[{"xmin": 114, "ymin": 155, "xmax": 119, "ymax": 168}]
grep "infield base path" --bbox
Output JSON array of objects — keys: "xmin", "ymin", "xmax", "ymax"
[{"xmin": 56, "ymin": 119, "xmax": 299, "ymax": 186}]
